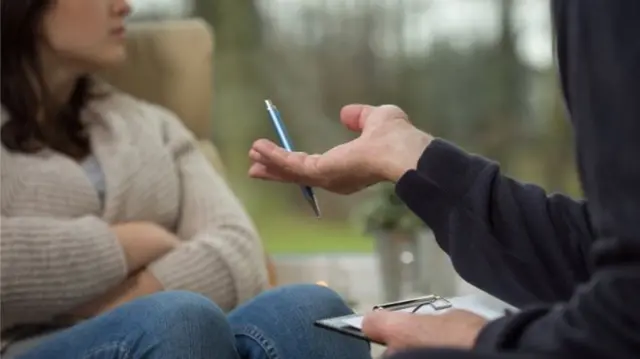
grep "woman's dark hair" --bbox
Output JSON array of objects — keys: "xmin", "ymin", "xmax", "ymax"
[{"xmin": 1, "ymin": 0, "xmax": 93, "ymax": 159}]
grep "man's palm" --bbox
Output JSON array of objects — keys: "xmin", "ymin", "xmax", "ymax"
[
  {"xmin": 248, "ymin": 104, "xmax": 432, "ymax": 194},
  {"xmin": 249, "ymin": 136, "xmax": 380, "ymax": 194},
  {"xmin": 314, "ymin": 138, "xmax": 382, "ymax": 194}
]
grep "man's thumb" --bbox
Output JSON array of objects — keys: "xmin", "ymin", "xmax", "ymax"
[{"xmin": 340, "ymin": 104, "xmax": 375, "ymax": 132}]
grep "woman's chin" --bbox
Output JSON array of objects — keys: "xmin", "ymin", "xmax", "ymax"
[
  {"xmin": 92, "ymin": 48, "xmax": 128, "ymax": 69},
  {"xmin": 106, "ymin": 46, "xmax": 128, "ymax": 63}
]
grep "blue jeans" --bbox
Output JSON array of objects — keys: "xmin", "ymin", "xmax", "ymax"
[{"xmin": 10, "ymin": 284, "xmax": 371, "ymax": 359}]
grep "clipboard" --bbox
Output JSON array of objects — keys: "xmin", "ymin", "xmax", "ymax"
[{"xmin": 314, "ymin": 295, "xmax": 453, "ymax": 345}]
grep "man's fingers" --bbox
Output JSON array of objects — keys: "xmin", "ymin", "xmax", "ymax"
[
  {"xmin": 360, "ymin": 311, "xmax": 389, "ymax": 344},
  {"xmin": 251, "ymin": 139, "xmax": 298, "ymax": 173},
  {"xmin": 251, "ymin": 139, "xmax": 323, "ymax": 184},
  {"xmin": 361, "ymin": 310, "xmax": 413, "ymax": 345},
  {"xmin": 249, "ymin": 148, "xmax": 263, "ymax": 162},
  {"xmin": 251, "ymin": 139, "xmax": 280, "ymax": 156},
  {"xmin": 248, "ymin": 163, "xmax": 286, "ymax": 181}
]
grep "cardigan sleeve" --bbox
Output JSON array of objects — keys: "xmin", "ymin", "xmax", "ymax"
[
  {"xmin": 146, "ymin": 107, "xmax": 268, "ymax": 311},
  {"xmin": 0, "ymin": 215, "xmax": 127, "ymax": 328}
]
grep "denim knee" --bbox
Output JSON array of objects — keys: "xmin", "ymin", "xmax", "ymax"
[
  {"xmin": 128, "ymin": 291, "xmax": 230, "ymax": 339},
  {"xmin": 261, "ymin": 284, "xmax": 354, "ymax": 318},
  {"xmin": 16, "ymin": 291, "xmax": 238, "ymax": 359},
  {"xmin": 140, "ymin": 290, "xmax": 226, "ymax": 325},
  {"xmin": 228, "ymin": 285, "xmax": 369, "ymax": 359},
  {"xmin": 129, "ymin": 291, "xmax": 238, "ymax": 357}
]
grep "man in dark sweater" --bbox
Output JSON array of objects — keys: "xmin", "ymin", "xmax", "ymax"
[{"xmin": 248, "ymin": 1, "xmax": 640, "ymax": 358}]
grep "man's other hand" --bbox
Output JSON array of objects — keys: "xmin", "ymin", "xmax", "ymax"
[{"xmin": 362, "ymin": 309, "xmax": 488, "ymax": 354}]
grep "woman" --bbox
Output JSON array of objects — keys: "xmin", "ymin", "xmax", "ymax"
[{"xmin": 0, "ymin": 0, "xmax": 371, "ymax": 358}]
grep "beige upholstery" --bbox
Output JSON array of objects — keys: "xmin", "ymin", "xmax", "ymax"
[
  {"xmin": 99, "ymin": 18, "xmax": 277, "ymax": 286},
  {"xmin": 99, "ymin": 18, "xmax": 225, "ymax": 173}
]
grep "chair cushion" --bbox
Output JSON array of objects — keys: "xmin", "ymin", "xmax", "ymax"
[{"xmin": 99, "ymin": 19, "xmax": 214, "ymax": 139}]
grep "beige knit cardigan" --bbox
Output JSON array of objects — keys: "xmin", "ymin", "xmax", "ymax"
[{"xmin": 0, "ymin": 89, "xmax": 268, "ymax": 332}]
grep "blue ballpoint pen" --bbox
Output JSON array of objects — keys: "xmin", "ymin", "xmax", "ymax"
[{"xmin": 264, "ymin": 99, "xmax": 321, "ymax": 218}]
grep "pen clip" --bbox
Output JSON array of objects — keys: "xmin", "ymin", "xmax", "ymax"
[{"xmin": 372, "ymin": 295, "xmax": 452, "ymax": 313}]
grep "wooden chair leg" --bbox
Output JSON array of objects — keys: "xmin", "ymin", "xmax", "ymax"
[{"xmin": 265, "ymin": 252, "xmax": 278, "ymax": 287}]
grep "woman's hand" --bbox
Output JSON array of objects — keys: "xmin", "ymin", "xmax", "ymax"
[
  {"xmin": 112, "ymin": 222, "xmax": 181, "ymax": 273},
  {"xmin": 68, "ymin": 269, "xmax": 164, "ymax": 320},
  {"xmin": 66, "ymin": 222, "xmax": 177, "ymax": 321},
  {"xmin": 248, "ymin": 104, "xmax": 433, "ymax": 195}
]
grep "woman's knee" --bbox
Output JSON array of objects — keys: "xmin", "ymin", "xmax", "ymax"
[
  {"xmin": 256, "ymin": 284, "xmax": 354, "ymax": 318},
  {"xmin": 141, "ymin": 290, "xmax": 223, "ymax": 315},
  {"xmin": 19, "ymin": 291, "xmax": 235, "ymax": 359},
  {"xmin": 122, "ymin": 291, "xmax": 230, "ymax": 338},
  {"xmin": 228, "ymin": 285, "xmax": 369, "ymax": 359}
]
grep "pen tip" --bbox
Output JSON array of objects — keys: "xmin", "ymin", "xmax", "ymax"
[{"xmin": 308, "ymin": 196, "xmax": 321, "ymax": 218}]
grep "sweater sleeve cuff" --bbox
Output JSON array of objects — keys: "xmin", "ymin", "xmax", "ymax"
[
  {"xmin": 148, "ymin": 232, "xmax": 267, "ymax": 312},
  {"xmin": 395, "ymin": 138, "xmax": 492, "ymax": 208},
  {"xmin": 148, "ymin": 236, "xmax": 237, "ymax": 309}
]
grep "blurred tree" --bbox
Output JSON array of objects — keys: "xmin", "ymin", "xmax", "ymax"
[
  {"xmin": 194, "ymin": 0, "xmax": 280, "ymax": 212},
  {"xmin": 387, "ymin": 0, "xmax": 530, "ymax": 173},
  {"xmin": 474, "ymin": 0, "xmax": 528, "ymax": 167},
  {"xmin": 248, "ymin": 1, "xmax": 409, "ymax": 219},
  {"xmin": 195, "ymin": 0, "xmax": 269, "ymax": 174},
  {"xmin": 540, "ymin": 17, "xmax": 579, "ymax": 196},
  {"xmin": 542, "ymin": 85, "xmax": 576, "ymax": 193},
  {"xmin": 256, "ymin": 4, "xmax": 369, "ymax": 219},
  {"xmin": 191, "ymin": 0, "xmax": 559, "ymax": 223}
]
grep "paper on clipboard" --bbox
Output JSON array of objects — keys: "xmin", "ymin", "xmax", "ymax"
[{"xmin": 343, "ymin": 295, "xmax": 509, "ymax": 330}]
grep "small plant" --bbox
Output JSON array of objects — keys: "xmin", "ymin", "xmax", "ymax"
[{"xmin": 351, "ymin": 182, "xmax": 426, "ymax": 234}]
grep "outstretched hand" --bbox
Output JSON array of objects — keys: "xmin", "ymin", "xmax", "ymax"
[{"xmin": 248, "ymin": 104, "xmax": 433, "ymax": 195}]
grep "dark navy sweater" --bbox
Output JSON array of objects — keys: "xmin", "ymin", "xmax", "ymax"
[{"xmin": 392, "ymin": 1, "xmax": 640, "ymax": 358}]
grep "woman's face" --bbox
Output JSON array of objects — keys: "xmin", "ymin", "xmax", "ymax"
[{"xmin": 40, "ymin": 0, "xmax": 131, "ymax": 70}]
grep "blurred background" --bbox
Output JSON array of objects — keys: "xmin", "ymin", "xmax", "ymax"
[{"xmin": 128, "ymin": 0, "xmax": 580, "ymax": 306}]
